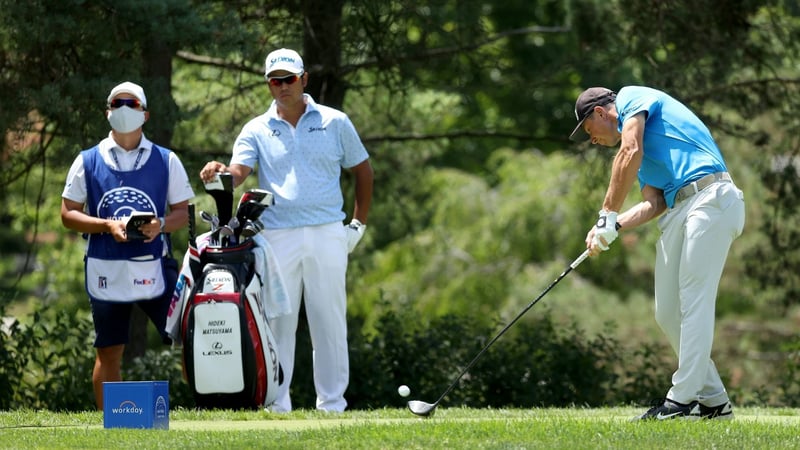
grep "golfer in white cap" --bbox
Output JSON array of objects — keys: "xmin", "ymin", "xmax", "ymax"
[{"xmin": 201, "ymin": 48, "xmax": 374, "ymax": 413}]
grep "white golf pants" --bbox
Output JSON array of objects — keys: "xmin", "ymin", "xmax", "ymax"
[
  {"xmin": 655, "ymin": 181, "xmax": 745, "ymax": 406},
  {"xmin": 264, "ymin": 222, "xmax": 349, "ymax": 412}
]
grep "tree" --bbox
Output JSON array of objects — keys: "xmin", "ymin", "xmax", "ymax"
[{"xmin": 3, "ymin": 0, "xmax": 800, "ymax": 408}]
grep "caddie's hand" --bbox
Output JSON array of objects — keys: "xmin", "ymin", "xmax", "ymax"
[
  {"xmin": 107, "ymin": 219, "xmax": 128, "ymax": 243},
  {"xmin": 140, "ymin": 217, "xmax": 162, "ymax": 243},
  {"xmin": 200, "ymin": 161, "xmax": 228, "ymax": 183},
  {"xmin": 345, "ymin": 219, "xmax": 367, "ymax": 253},
  {"xmin": 590, "ymin": 210, "xmax": 619, "ymax": 253}
]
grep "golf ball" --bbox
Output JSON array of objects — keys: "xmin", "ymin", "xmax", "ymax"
[{"xmin": 398, "ymin": 385, "xmax": 410, "ymax": 397}]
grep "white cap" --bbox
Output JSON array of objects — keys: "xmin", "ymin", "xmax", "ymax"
[
  {"xmin": 265, "ymin": 48, "xmax": 304, "ymax": 77},
  {"xmin": 107, "ymin": 81, "xmax": 147, "ymax": 108}
]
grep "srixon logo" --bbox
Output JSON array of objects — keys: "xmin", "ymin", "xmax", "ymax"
[
  {"xmin": 111, "ymin": 400, "xmax": 143, "ymax": 415},
  {"xmin": 203, "ymin": 271, "xmax": 235, "ymax": 293}
]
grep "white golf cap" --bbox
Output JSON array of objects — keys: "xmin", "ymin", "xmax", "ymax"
[
  {"xmin": 107, "ymin": 81, "xmax": 147, "ymax": 108},
  {"xmin": 265, "ymin": 48, "xmax": 304, "ymax": 77}
]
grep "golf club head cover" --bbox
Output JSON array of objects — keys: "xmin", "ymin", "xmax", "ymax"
[
  {"xmin": 345, "ymin": 219, "xmax": 367, "ymax": 253},
  {"xmin": 592, "ymin": 209, "xmax": 619, "ymax": 251},
  {"xmin": 204, "ymin": 173, "xmax": 234, "ymax": 226}
]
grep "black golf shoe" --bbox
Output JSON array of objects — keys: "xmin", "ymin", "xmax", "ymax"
[
  {"xmin": 632, "ymin": 399, "xmax": 701, "ymax": 421},
  {"xmin": 698, "ymin": 401, "xmax": 734, "ymax": 420}
]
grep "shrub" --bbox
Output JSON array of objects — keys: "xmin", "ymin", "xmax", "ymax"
[
  {"xmin": 5, "ymin": 305, "xmax": 790, "ymax": 411},
  {"xmin": 124, "ymin": 348, "xmax": 195, "ymax": 409},
  {"xmin": 345, "ymin": 309, "xmax": 666, "ymax": 410},
  {"xmin": 0, "ymin": 309, "xmax": 95, "ymax": 410}
]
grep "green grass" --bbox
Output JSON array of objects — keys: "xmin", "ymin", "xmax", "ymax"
[{"xmin": 1, "ymin": 407, "xmax": 799, "ymax": 449}]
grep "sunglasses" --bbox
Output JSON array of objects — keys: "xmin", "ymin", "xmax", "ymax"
[
  {"xmin": 267, "ymin": 73, "xmax": 302, "ymax": 87},
  {"xmin": 108, "ymin": 98, "xmax": 145, "ymax": 109}
]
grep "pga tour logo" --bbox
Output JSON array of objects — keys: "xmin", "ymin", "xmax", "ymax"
[{"xmin": 111, "ymin": 400, "xmax": 143, "ymax": 415}]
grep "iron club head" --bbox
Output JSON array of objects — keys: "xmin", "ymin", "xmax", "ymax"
[{"xmin": 407, "ymin": 400, "xmax": 437, "ymax": 417}]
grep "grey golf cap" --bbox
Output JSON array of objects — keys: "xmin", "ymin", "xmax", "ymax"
[{"xmin": 569, "ymin": 87, "xmax": 617, "ymax": 142}]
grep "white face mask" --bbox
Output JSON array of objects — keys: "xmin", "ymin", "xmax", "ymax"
[{"xmin": 107, "ymin": 106, "xmax": 146, "ymax": 133}]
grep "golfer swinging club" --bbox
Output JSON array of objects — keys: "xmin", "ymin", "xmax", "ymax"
[{"xmin": 571, "ymin": 86, "xmax": 745, "ymax": 420}]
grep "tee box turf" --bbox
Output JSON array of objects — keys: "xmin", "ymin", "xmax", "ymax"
[{"xmin": 103, "ymin": 381, "xmax": 169, "ymax": 429}]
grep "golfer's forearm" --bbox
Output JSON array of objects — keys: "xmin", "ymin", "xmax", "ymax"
[
  {"xmin": 602, "ymin": 114, "xmax": 646, "ymax": 212},
  {"xmin": 618, "ymin": 199, "xmax": 665, "ymax": 229},
  {"xmin": 602, "ymin": 149, "xmax": 640, "ymax": 212}
]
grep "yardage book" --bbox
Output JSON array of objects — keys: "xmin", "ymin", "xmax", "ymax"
[{"xmin": 125, "ymin": 212, "xmax": 155, "ymax": 240}]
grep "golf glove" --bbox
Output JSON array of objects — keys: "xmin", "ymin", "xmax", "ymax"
[
  {"xmin": 592, "ymin": 210, "xmax": 619, "ymax": 251},
  {"xmin": 345, "ymin": 219, "xmax": 367, "ymax": 253}
]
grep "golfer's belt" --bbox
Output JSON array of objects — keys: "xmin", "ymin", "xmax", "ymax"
[{"xmin": 674, "ymin": 172, "xmax": 732, "ymax": 204}]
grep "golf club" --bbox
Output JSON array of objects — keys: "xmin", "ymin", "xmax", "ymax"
[
  {"xmin": 186, "ymin": 203, "xmax": 202, "ymax": 279},
  {"xmin": 235, "ymin": 189, "xmax": 274, "ymax": 226},
  {"xmin": 240, "ymin": 219, "xmax": 264, "ymax": 240},
  {"xmin": 188, "ymin": 203, "xmax": 196, "ymax": 246},
  {"xmin": 204, "ymin": 172, "xmax": 234, "ymax": 226},
  {"xmin": 407, "ymin": 249, "xmax": 591, "ymax": 417},
  {"xmin": 219, "ymin": 224, "xmax": 236, "ymax": 247}
]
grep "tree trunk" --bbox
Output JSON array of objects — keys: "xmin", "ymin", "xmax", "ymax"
[
  {"xmin": 123, "ymin": 37, "xmax": 176, "ymax": 367},
  {"xmin": 302, "ymin": 0, "xmax": 346, "ymax": 109}
]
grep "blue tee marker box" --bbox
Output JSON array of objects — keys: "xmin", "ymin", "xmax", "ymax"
[{"xmin": 103, "ymin": 381, "xmax": 169, "ymax": 429}]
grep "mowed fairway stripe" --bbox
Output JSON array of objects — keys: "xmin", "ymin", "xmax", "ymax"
[
  {"xmin": 170, "ymin": 418, "xmax": 419, "ymax": 431},
  {"xmin": 167, "ymin": 414, "xmax": 800, "ymax": 431}
]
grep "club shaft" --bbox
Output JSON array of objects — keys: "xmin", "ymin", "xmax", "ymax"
[{"xmin": 432, "ymin": 249, "xmax": 590, "ymax": 405}]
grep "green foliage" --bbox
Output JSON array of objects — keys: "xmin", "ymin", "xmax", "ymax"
[
  {"xmin": 2, "ymin": 305, "xmax": 799, "ymax": 411},
  {"xmin": 780, "ymin": 336, "xmax": 800, "ymax": 407},
  {"xmin": 2, "ymin": 0, "xmax": 800, "ymax": 412},
  {"xmin": 0, "ymin": 308, "xmax": 95, "ymax": 411},
  {"xmin": 346, "ymin": 308, "xmax": 664, "ymax": 410},
  {"xmin": 0, "ymin": 305, "xmax": 192, "ymax": 411},
  {"xmin": 350, "ymin": 148, "xmax": 633, "ymax": 331},
  {"xmin": 123, "ymin": 349, "xmax": 195, "ymax": 409}
]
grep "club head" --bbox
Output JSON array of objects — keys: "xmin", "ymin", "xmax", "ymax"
[
  {"xmin": 240, "ymin": 219, "xmax": 263, "ymax": 239},
  {"xmin": 236, "ymin": 200, "xmax": 268, "ymax": 224},
  {"xmin": 235, "ymin": 189, "xmax": 273, "ymax": 224},
  {"xmin": 238, "ymin": 188, "xmax": 274, "ymax": 206},
  {"xmin": 407, "ymin": 400, "xmax": 437, "ymax": 417},
  {"xmin": 219, "ymin": 225, "xmax": 234, "ymax": 237}
]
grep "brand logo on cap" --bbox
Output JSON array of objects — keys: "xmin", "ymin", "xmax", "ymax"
[{"xmin": 270, "ymin": 56, "xmax": 296, "ymax": 66}]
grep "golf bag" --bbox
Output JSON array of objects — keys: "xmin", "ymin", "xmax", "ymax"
[
  {"xmin": 180, "ymin": 239, "xmax": 283, "ymax": 409},
  {"xmin": 165, "ymin": 179, "xmax": 289, "ymax": 409}
]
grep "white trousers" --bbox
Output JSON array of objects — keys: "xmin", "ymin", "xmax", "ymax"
[
  {"xmin": 655, "ymin": 181, "xmax": 744, "ymax": 406},
  {"xmin": 264, "ymin": 222, "xmax": 349, "ymax": 412}
]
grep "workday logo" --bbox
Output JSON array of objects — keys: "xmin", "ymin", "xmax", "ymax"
[{"xmin": 111, "ymin": 400, "xmax": 143, "ymax": 415}]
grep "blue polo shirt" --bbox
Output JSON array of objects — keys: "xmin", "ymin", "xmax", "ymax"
[
  {"xmin": 616, "ymin": 86, "xmax": 727, "ymax": 207},
  {"xmin": 230, "ymin": 94, "xmax": 369, "ymax": 228}
]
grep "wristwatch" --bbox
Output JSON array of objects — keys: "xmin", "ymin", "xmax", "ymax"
[{"xmin": 159, "ymin": 217, "xmax": 166, "ymax": 232}]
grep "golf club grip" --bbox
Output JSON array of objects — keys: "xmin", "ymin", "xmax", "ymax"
[
  {"xmin": 433, "ymin": 250, "xmax": 589, "ymax": 405},
  {"xmin": 188, "ymin": 203, "xmax": 196, "ymax": 245},
  {"xmin": 571, "ymin": 249, "xmax": 590, "ymax": 269}
]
